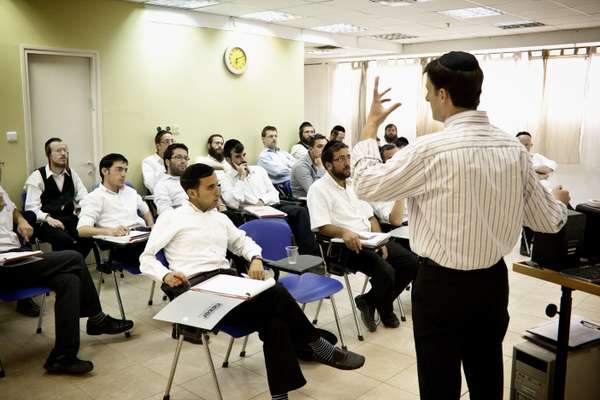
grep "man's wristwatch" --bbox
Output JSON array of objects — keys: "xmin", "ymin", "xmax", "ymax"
[{"xmin": 251, "ymin": 255, "xmax": 263, "ymax": 262}]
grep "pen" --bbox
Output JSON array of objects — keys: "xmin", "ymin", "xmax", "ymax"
[{"xmin": 580, "ymin": 320, "xmax": 600, "ymax": 330}]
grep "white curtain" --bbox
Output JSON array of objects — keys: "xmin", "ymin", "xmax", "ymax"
[{"xmin": 581, "ymin": 54, "xmax": 600, "ymax": 169}]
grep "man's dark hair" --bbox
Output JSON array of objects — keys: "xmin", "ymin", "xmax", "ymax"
[
  {"xmin": 261, "ymin": 125, "xmax": 277, "ymax": 138},
  {"xmin": 154, "ymin": 126, "xmax": 171, "ymax": 144},
  {"xmin": 384, "ymin": 124, "xmax": 396, "ymax": 131},
  {"xmin": 163, "ymin": 143, "xmax": 189, "ymax": 168},
  {"xmin": 308, "ymin": 134, "xmax": 328, "ymax": 148},
  {"xmin": 423, "ymin": 51, "xmax": 483, "ymax": 109},
  {"xmin": 224, "ymin": 139, "xmax": 245, "ymax": 159},
  {"xmin": 516, "ymin": 131, "xmax": 532, "ymax": 138},
  {"xmin": 396, "ymin": 137, "xmax": 409, "ymax": 148},
  {"xmin": 99, "ymin": 153, "xmax": 128, "ymax": 182},
  {"xmin": 44, "ymin": 137, "xmax": 63, "ymax": 157},
  {"xmin": 207, "ymin": 134, "xmax": 223, "ymax": 147},
  {"xmin": 380, "ymin": 143, "xmax": 397, "ymax": 159},
  {"xmin": 321, "ymin": 140, "xmax": 348, "ymax": 165},
  {"xmin": 331, "ymin": 125, "xmax": 345, "ymax": 134},
  {"xmin": 180, "ymin": 163, "xmax": 215, "ymax": 192},
  {"xmin": 298, "ymin": 121, "xmax": 313, "ymax": 141}
]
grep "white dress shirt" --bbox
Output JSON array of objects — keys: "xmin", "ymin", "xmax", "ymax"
[
  {"xmin": 290, "ymin": 143, "xmax": 309, "ymax": 160},
  {"xmin": 370, "ymin": 200, "xmax": 408, "ymax": 225},
  {"xmin": 307, "ymin": 172, "xmax": 373, "ymax": 233},
  {"xmin": 195, "ymin": 155, "xmax": 232, "ymax": 173},
  {"xmin": 153, "ymin": 175, "xmax": 187, "ymax": 215},
  {"xmin": 139, "ymin": 201, "xmax": 262, "ymax": 281},
  {"xmin": 352, "ymin": 110, "xmax": 568, "ymax": 270},
  {"xmin": 77, "ymin": 184, "xmax": 149, "ymax": 229},
  {"xmin": 220, "ymin": 165, "xmax": 280, "ymax": 210},
  {"xmin": 24, "ymin": 164, "xmax": 88, "ymax": 222},
  {"xmin": 142, "ymin": 154, "xmax": 166, "ymax": 193},
  {"xmin": 0, "ymin": 186, "xmax": 21, "ymax": 252},
  {"xmin": 531, "ymin": 153, "xmax": 558, "ymax": 172},
  {"xmin": 257, "ymin": 148, "xmax": 294, "ymax": 184}
]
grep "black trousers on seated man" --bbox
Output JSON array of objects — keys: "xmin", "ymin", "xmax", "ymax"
[
  {"xmin": 346, "ymin": 241, "xmax": 418, "ymax": 317},
  {"xmin": 162, "ymin": 269, "xmax": 322, "ymax": 395},
  {"xmin": 272, "ymin": 203, "xmax": 319, "ymax": 256},
  {"xmin": 26, "ymin": 212, "xmax": 93, "ymax": 258},
  {"xmin": 0, "ymin": 250, "xmax": 102, "ymax": 359},
  {"xmin": 412, "ymin": 258, "xmax": 509, "ymax": 400}
]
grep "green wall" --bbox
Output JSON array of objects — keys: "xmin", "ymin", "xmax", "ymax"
[{"xmin": 0, "ymin": 0, "xmax": 304, "ymax": 200}]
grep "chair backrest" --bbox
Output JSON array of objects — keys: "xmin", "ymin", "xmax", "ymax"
[{"xmin": 239, "ymin": 218, "xmax": 292, "ymax": 261}]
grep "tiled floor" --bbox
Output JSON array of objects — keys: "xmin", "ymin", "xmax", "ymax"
[{"xmin": 1, "ymin": 243, "xmax": 599, "ymax": 400}]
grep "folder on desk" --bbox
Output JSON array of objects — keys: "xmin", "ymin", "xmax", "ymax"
[
  {"xmin": 331, "ymin": 231, "xmax": 390, "ymax": 248},
  {"xmin": 93, "ymin": 230, "xmax": 150, "ymax": 244},
  {"xmin": 0, "ymin": 250, "xmax": 43, "ymax": 267},
  {"xmin": 526, "ymin": 315, "xmax": 600, "ymax": 349}
]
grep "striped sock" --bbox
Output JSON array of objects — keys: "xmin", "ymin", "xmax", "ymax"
[
  {"xmin": 88, "ymin": 312, "xmax": 107, "ymax": 324},
  {"xmin": 272, "ymin": 393, "xmax": 288, "ymax": 400},
  {"xmin": 308, "ymin": 336, "xmax": 335, "ymax": 362}
]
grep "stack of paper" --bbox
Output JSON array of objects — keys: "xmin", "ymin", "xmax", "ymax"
[
  {"xmin": 93, "ymin": 230, "xmax": 150, "ymax": 244},
  {"xmin": 0, "ymin": 250, "xmax": 42, "ymax": 267},
  {"xmin": 331, "ymin": 231, "xmax": 390, "ymax": 248},
  {"xmin": 192, "ymin": 275, "xmax": 276, "ymax": 300},
  {"xmin": 242, "ymin": 205, "xmax": 287, "ymax": 218}
]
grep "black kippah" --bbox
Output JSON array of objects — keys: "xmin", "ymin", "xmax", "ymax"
[{"xmin": 438, "ymin": 51, "xmax": 479, "ymax": 71}]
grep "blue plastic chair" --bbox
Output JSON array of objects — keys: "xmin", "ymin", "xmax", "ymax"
[
  {"xmin": 239, "ymin": 218, "xmax": 347, "ymax": 349},
  {"xmin": 156, "ymin": 250, "xmax": 254, "ymax": 400}
]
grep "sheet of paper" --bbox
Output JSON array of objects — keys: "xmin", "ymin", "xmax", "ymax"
[{"xmin": 193, "ymin": 275, "xmax": 275, "ymax": 299}]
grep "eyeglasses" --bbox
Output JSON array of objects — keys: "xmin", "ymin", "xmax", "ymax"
[
  {"xmin": 172, "ymin": 155, "xmax": 189, "ymax": 161},
  {"xmin": 332, "ymin": 155, "xmax": 351, "ymax": 163},
  {"xmin": 161, "ymin": 139, "xmax": 175, "ymax": 145}
]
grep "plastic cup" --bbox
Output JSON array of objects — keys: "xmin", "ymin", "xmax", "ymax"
[{"xmin": 286, "ymin": 245, "xmax": 299, "ymax": 264}]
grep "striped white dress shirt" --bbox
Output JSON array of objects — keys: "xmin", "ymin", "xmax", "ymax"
[{"xmin": 352, "ymin": 110, "xmax": 568, "ymax": 270}]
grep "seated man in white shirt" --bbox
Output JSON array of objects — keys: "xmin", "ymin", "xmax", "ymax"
[
  {"xmin": 154, "ymin": 143, "xmax": 189, "ymax": 215},
  {"xmin": 140, "ymin": 163, "xmax": 364, "ymax": 400},
  {"xmin": 290, "ymin": 122, "xmax": 315, "ymax": 160},
  {"xmin": 257, "ymin": 126, "xmax": 295, "ymax": 194},
  {"xmin": 195, "ymin": 133, "xmax": 231, "ymax": 174},
  {"xmin": 0, "ymin": 184, "xmax": 133, "ymax": 375},
  {"xmin": 24, "ymin": 137, "xmax": 92, "ymax": 258},
  {"xmin": 221, "ymin": 139, "xmax": 319, "ymax": 255},
  {"xmin": 307, "ymin": 141, "xmax": 418, "ymax": 332},
  {"xmin": 516, "ymin": 131, "xmax": 558, "ymax": 180},
  {"xmin": 372, "ymin": 143, "xmax": 407, "ymax": 227},
  {"xmin": 78, "ymin": 153, "xmax": 154, "ymax": 266},
  {"xmin": 142, "ymin": 127, "xmax": 173, "ymax": 193}
]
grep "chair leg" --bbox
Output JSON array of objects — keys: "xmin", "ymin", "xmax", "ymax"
[
  {"xmin": 344, "ymin": 273, "xmax": 364, "ymax": 341},
  {"xmin": 361, "ymin": 275, "xmax": 369, "ymax": 295},
  {"xmin": 329, "ymin": 295, "xmax": 346, "ymax": 350},
  {"xmin": 148, "ymin": 281, "xmax": 156, "ymax": 306},
  {"xmin": 36, "ymin": 293, "xmax": 47, "ymax": 334},
  {"xmin": 312, "ymin": 299, "xmax": 323, "ymax": 325},
  {"xmin": 240, "ymin": 335, "xmax": 249, "ymax": 357},
  {"xmin": 112, "ymin": 271, "xmax": 131, "ymax": 338},
  {"xmin": 0, "ymin": 356, "xmax": 5, "ymax": 378},
  {"xmin": 301, "ymin": 303, "xmax": 307, "ymax": 312},
  {"xmin": 203, "ymin": 332, "xmax": 224, "ymax": 400},
  {"xmin": 96, "ymin": 271, "xmax": 103, "ymax": 295},
  {"xmin": 397, "ymin": 296, "xmax": 406, "ymax": 322},
  {"xmin": 222, "ymin": 336, "xmax": 235, "ymax": 368},
  {"xmin": 163, "ymin": 333, "xmax": 185, "ymax": 400}
]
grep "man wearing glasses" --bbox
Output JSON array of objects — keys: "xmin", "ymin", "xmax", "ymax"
[
  {"xmin": 153, "ymin": 143, "xmax": 190, "ymax": 215},
  {"xmin": 142, "ymin": 127, "xmax": 174, "ymax": 193}
]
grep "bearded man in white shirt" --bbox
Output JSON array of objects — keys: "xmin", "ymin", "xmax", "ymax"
[
  {"xmin": 351, "ymin": 52, "xmax": 570, "ymax": 400},
  {"xmin": 153, "ymin": 143, "xmax": 190, "ymax": 215},
  {"xmin": 77, "ymin": 153, "xmax": 154, "ymax": 266},
  {"xmin": 140, "ymin": 163, "xmax": 364, "ymax": 400},
  {"xmin": 142, "ymin": 127, "xmax": 173, "ymax": 193},
  {"xmin": 195, "ymin": 133, "xmax": 231, "ymax": 174}
]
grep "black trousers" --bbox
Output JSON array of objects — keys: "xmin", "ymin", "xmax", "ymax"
[
  {"xmin": 346, "ymin": 241, "xmax": 418, "ymax": 316},
  {"xmin": 34, "ymin": 215, "xmax": 93, "ymax": 258},
  {"xmin": 109, "ymin": 241, "xmax": 147, "ymax": 267},
  {"xmin": 273, "ymin": 204, "xmax": 319, "ymax": 256},
  {"xmin": 0, "ymin": 250, "xmax": 102, "ymax": 358},
  {"xmin": 412, "ymin": 258, "xmax": 509, "ymax": 400},
  {"xmin": 162, "ymin": 270, "xmax": 320, "ymax": 395}
]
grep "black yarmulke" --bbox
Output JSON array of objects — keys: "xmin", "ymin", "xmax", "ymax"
[{"xmin": 438, "ymin": 51, "xmax": 479, "ymax": 71}]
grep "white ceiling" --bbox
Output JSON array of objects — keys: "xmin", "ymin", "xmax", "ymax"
[{"xmin": 127, "ymin": 0, "xmax": 600, "ymax": 58}]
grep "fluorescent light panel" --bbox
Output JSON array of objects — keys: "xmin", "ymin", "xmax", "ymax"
[
  {"xmin": 369, "ymin": 0, "xmax": 430, "ymax": 6},
  {"xmin": 495, "ymin": 21, "xmax": 545, "ymax": 30},
  {"xmin": 313, "ymin": 24, "xmax": 368, "ymax": 33},
  {"xmin": 241, "ymin": 11, "xmax": 302, "ymax": 22},
  {"xmin": 145, "ymin": 0, "xmax": 220, "ymax": 9},
  {"xmin": 371, "ymin": 32, "xmax": 418, "ymax": 40},
  {"xmin": 439, "ymin": 6, "xmax": 504, "ymax": 19}
]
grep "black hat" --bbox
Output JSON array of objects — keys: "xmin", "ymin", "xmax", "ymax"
[{"xmin": 438, "ymin": 51, "xmax": 479, "ymax": 71}]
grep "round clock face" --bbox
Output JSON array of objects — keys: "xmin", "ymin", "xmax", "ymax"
[{"xmin": 224, "ymin": 46, "xmax": 247, "ymax": 75}]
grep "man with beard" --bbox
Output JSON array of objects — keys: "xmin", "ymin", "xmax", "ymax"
[
  {"xmin": 257, "ymin": 125, "xmax": 295, "ymax": 189},
  {"xmin": 383, "ymin": 123, "xmax": 398, "ymax": 144},
  {"xmin": 306, "ymin": 140, "xmax": 418, "ymax": 333},
  {"xmin": 290, "ymin": 121, "xmax": 315, "ymax": 160},
  {"xmin": 142, "ymin": 127, "xmax": 174, "ymax": 193},
  {"xmin": 195, "ymin": 134, "xmax": 231, "ymax": 175},
  {"xmin": 154, "ymin": 143, "xmax": 190, "ymax": 215}
]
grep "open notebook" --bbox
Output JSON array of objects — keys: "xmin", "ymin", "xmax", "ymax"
[
  {"xmin": 242, "ymin": 205, "xmax": 287, "ymax": 218},
  {"xmin": 331, "ymin": 231, "xmax": 390, "ymax": 248},
  {"xmin": 93, "ymin": 230, "xmax": 150, "ymax": 244},
  {"xmin": 154, "ymin": 276, "xmax": 275, "ymax": 330},
  {"xmin": 0, "ymin": 250, "xmax": 42, "ymax": 267}
]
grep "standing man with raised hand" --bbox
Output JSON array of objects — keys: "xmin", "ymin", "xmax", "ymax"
[{"xmin": 351, "ymin": 52, "xmax": 570, "ymax": 400}]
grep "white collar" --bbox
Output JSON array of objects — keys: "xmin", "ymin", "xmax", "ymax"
[{"xmin": 45, "ymin": 164, "xmax": 70, "ymax": 177}]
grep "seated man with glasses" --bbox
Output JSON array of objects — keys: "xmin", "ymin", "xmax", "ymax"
[
  {"xmin": 307, "ymin": 140, "xmax": 418, "ymax": 332},
  {"xmin": 142, "ymin": 126, "xmax": 174, "ymax": 193},
  {"xmin": 154, "ymin": 143, "xmax": 190, "ymax": 215}
]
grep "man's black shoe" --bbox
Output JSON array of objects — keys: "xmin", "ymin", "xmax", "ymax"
[
  {"xmin": 86, "ymin": 315, "xmax": 133, "ymax": 335},
  {"xmin": 44, "ymin": 355, "xmax": 94, "ymax": 375},
  {"xmin": 355, "ymin": 295, "xmax": 377, "ymax": 332},
  {"xmin": 381, "ymin": 312, "xmax": 400, "ymax": 328},
  {"xmin": 16, "ymin": 298, "xmax": 41, "ymax": 318},
  {"xmin": 315, "ymin": 347, "xmax": 365, "ymax": 370}
]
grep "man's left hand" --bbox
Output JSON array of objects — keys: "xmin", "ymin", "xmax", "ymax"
[
  {"xmin": 248, "ymin": 259, "xmax": 265, "ymax": 280},
  {"xmin": 17, "ymin": 221, "xmax": 34, "ymax": 243}
]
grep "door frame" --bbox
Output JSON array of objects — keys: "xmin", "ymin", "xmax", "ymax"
[{"xmin": 20, "ymin": 45, "xmax": 103, "ymax": 182}]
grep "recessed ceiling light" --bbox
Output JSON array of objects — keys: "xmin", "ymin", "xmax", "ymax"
[
  {"xmin": 439, "ymin": 6, "xmax": 504, "ymax": 19},
  {"xmin": 369, "ymin": 0, "xmax": 430, "ymax": 6},
  {"xmin": 305, "ymin": 45, "xmax": 344, "ymax": 55},
  {"xmin": 370, "ymin": 32, "xmax": 418, "ymax": 40},
  {"xmin": 313, "ymin": 24, "xmax": 368, "ymax": 33},
  {"xmin": 241, "ymin": 11, "xmax": 302, "ymax": 22},
  {"xmin": 145, "ymin": 0, "xmax": 220, "ymax": 9},
  {"xmin": 495, "ymin": 20, "xmax": 545, "ymax": 30}
]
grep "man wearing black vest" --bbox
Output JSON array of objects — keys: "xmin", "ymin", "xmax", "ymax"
[{"xmin": 24, "ymin": 138, "xmax": 92, "ymax": 258}]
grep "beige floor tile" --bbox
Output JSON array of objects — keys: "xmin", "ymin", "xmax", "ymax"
[
  {"xmin": 181, "ymin": 364, "xmax": 268, "ymax": 400},
  {"xmin": 356, "ymin": 383, "xmax": 420, "ymax": 400},
  {"xmin": 298, "ymin": 365, "xmax": 381, "ymax": 400},
  {"xmin": 385, "ymin": 363, "xmax": 420, "ymax": 395},
  {"xmin": 350, "ymin": 342, "xmax": 415, "ymax": 382}
]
